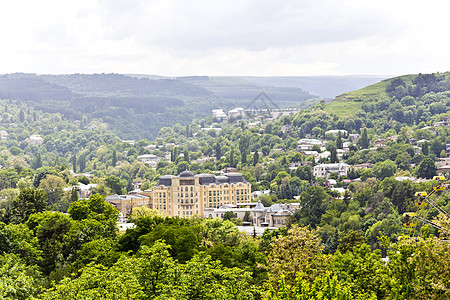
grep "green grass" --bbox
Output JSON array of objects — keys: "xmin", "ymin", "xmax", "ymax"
[
  {"xmin": 323, "ymin": 99, "xmax": 363, "ymax": 116},
  {"xmin": 323, "ymin": 74, "xmax": 417, "ymax": 116}
]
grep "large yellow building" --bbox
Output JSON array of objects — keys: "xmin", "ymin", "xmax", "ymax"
[{"xmin": 151, "ymin": 171, "xmax": 251, "ymax": 218}]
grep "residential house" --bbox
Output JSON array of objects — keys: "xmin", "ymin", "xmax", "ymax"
[
  {"xmin": 325, "ymin": 129, "xmax": 348, "ymax": 136},
  {"xmin": 228, "ymin": 107, "xmax": 245, "ymax": 119},
  {"xmin": 106, "ymin": 194, "xmax": 152, "ymax": 217},
  {"xmin": 0, "ymin": 130, "xmax": 8, "ymax": 141},
  {"xmin": 26, "ymin": 134, "xmax": 44, "ymax": 145},
  {"xmin": 251, "ymin": 201, "xmax": 300, "ymax": 227},
  {"xmin": 313, "ymin": 162, "xmax": 350, "ymax": 178},
  {"xmin": 212, "ymin": 109, "xmax": 228, "ymax": 122}
]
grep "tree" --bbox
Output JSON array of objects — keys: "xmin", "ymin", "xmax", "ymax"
[
  {"xmin": 358, "ymin": 128, "xmax": 370, "ymax": 149},
  {"xmin": 10, "ymin": 188, "xmax": 47, "ymax": 224},
  {"xmin": 70, "ymin": 187, "xmax": 78, "ymax": 202},
  {"xmin": 239, "ymin": 134, "xmax": 250, "ymax": 165},
  {"xmin": 336, "ymin": 131, "xmax": 343, "ymax": 149},
  {"xmin": 214, "ymin": 142, "xmax": 222, "ymax": 161},
  {"xmin": 137, "ymin": 242, "xmax": 175, "ymax": 298},
  {"xmin": 421, "ymin": 141, "xmax": 429, "ymax": 156},
  {"xmin": 253, "ymin": 151, "xmax": 259, "ymax": 166},
  {"xmin": 183, "ymin": 148, "xmax": 190, "ymax": 162},
  {"xmin": 176, "ymin": 161, "xmax": 190, "ymax": 174},
  {"xmin": 33, "ymin": 153, "xmax": 42, "ymax": 169},
  {"xmin": 19, "ymin": 109, "xmax": 25, "ymax": 123},
  {"xmin": 67, "ymin": 194, "xmax": 119, "ymax": 231},
  {"xmin": 26, "ymin": 211, "xmax": 72, "ymax": 275},
  {"xmin": 372, "ymin": 160, "xmax": 397, "ymax": 180},
  {"xmin": 291, "ymin": 186, "xmax": 328, "ymax": 228},
  {"xmin": 329, "ymin": 144, "xmax": 338, "ymax": 163},
  {"xmin": 79, "ymin": 154, "xmax": 86, "ymax": 173},
  {"xmin": 261, "ymin": 146, "xmax": 270, "ymax": 156},
  {"xmin": 105, "ymin": 175, "xmax": 123, "ymax": 195},
  {"xmin": 415, "ymin": 157, "xmax": 437, "ymax": 179},
  {"xmin": 228, "ymin": 149, "xmax": 236, "ymax": 167},
  {"xmin": 71, "ymin": 154, "xmax": 77, "ymax": 173},
  {"xmin": 112, "ymin": 149, "xmax": 117, "ymax": 167},
  {"xmin": 0, "ymin": 254, "xmax": 42, "ymax": 299},
  {"xmin": 185, "ymin": 124, "xmax": 190, "ymax": 137},
  {"xmin": 267, "ymin": 272, "xmax": 357, "ymax": 300},
  {"xmin": 266, "ymin": 225, "xmax": 328, "ymax": 288},
  {"xmin": 39, "ymin": 175, "xmax": 65, "ymax": 206}
]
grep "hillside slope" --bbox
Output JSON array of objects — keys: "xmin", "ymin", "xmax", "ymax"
[{"xmin": 324, "ymin": 72, "xmax": 450, "ymax": 116}]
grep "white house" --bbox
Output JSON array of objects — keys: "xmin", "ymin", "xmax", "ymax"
[
  {"xmin": 26, "ymin": 134, "xmax": 44, "ymax": 145},
  {"xmin": 212, "ymin": 109, "xmax": 228, "ymax": 121},
  {"xmin": 313, "ymin": 162, "xmax": 350, "ymax": 178},
  {"xmin": 325, "ymin": 129, "xmax": 348, "ymax": 136},
  {"xmin": 228, "ymin": 107, "xmax": 245, "ymax": 119}
]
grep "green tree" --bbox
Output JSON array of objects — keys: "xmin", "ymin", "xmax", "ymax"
[
  {"xmin": 239, "ymin": 133, "xmax": 250, "ymax": 165},
  {"xmin": 112, "ymin": 149, "xmax": 117, "ymax": 167},
  {"xmin": 336, "ymin": 131, "xmax": 343, "ymax": 149},
  {"xmin": 372, "ymin": 160, "xmax": 397, "ymax": 180},
  {"xmin": 267, "ymin": 272, "xmax": 359, "ymax": 300},
  {"xmin": 183, "ymin": 148, "xmax": 190, "ymax": 162},
  {"xmin": 358, "ymin": 128, "xmax": 370, "ymax": 149},
  {"xmin": 68, "ymin": 194, "xmax": 119, "ymax": 224},
  {"xmin": 79, "ymin": 154, "xmax": 86, "ymax": 173},
  {"xmin": 70, "ymin": 187, "xmax": 78, "ymax": 202},
  {"xmin": 421, "ymin": 141, "xmax": 429, "ymax": 156},
  {"xmin": 137, "ymin": 242, "xmax": 175, "ymax": 298},
  {"xmin": 33, "ymin": 153, "xmax": 42, "ymax": 169},
  {"xmin": 105, "ymin": 175, "xmax": 123, "ymax": 194},
  {"xmin": 19, "ymin": 109, "xmax": 25, "ymax": 123},
  {"xmin": 291, "ymin": 186, "xmax": 328, "ymax": 228},
  {"xmin": 9, "ymin": 188, "xmax": 47, "ymax": 224},
  {"xmin": 253, "ymin": 151, "xmax": 259, "ymax": 166},
  {"xmin": 71, "ymin": 154, "xmax": 77, "ymax": 174},
  {"xmin": 39, "ymin": 175, "xmax": 66, "ymax": 206},
  {"xmin": 330, "ymin": 144, "xmax": 338, "ymax": 163},
  {"xmin": 177, "ymin": 161, "xmax": 190, "ymax": 174},
  {"xmin": 415, "ymin": 157, "xmax": 437, "ymax": 179},
  {"xmin": 0, "ymin": 254, "xmax": 42, "ymax": 299},
  {"xmin": 214, "ymin": 142, "xmax": 222, "ymax": 161},
  {"xmin": 267, "ymin": 225, "xmax": 328, "ymax": 288},
  {"xmin": 26, "ymin": 211, "xmax": 72, "ymax": 275}
]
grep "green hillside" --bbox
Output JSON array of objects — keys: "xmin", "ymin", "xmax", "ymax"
[{"xmin": 324, "ymin": 73, "xmax": 433, "ymax": 116}]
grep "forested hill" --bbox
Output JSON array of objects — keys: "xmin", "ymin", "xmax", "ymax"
[{"xmin": 0, "ymin": 73, "xmax": 318, "ymax": 140}]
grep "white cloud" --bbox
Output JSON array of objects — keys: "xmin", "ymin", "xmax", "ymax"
[{"xmin": 0, "ymin": 0, "xmax": 449, "ymax": 76}]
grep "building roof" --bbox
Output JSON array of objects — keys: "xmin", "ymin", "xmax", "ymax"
[
  {"xmin": 155, "ymin": 172, "xmax": 248, "ymax": 187},
  {"xmin": 252, "ymin": 200, "xmax": 265, "ymax": 211},
  {"xmin": 179, "ymin": 170, "xmax": 195, "ymax": 177}
]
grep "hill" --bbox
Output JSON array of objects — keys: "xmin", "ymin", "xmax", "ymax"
[{"xmin": 324, "ymin": 72, "xmax": 450, "ymax": 116}]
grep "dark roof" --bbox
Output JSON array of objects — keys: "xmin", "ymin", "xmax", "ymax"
[
  {"xmin": 196, "ymin": 173, "xmax": 215, "ymax": 185},
  {"xmin": 224, "ymin": 173, "xmax": 247, "ymax": 184},
  {"xmin": 155, "ymin": 173, "xmax": 248, "ymax": 187},
  {"xmin": 155, "ymin": 175, "xmax": 175, "ymax": 187},
  {"xmin": 179, "ymin": 170, "xmax": 194, "ymax": 177}
]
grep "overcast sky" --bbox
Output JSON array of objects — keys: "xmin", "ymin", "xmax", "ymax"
[{"xmin": 0, "ymin": 0, "xmax": 449, "ymax": 76}]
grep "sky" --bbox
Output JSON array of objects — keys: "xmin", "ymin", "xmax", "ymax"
[{"xmin": 0, "ymin": 0, "xmax": 449, "ymax": 76}]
